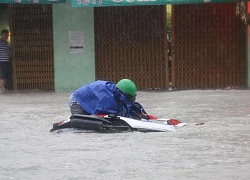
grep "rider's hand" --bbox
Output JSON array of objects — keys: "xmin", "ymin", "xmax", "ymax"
[{"xmin": 141, "ymin": 114, "xmax": 149, "ymax": 120}]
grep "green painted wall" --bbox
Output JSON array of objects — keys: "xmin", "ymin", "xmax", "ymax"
[
  {"xmin": 0, "ymin": 4, "xmax": 8, "ymax": 30},
  {"xmin": 53, "ymin": 0, "xmax": 95, "ymax": 92}
]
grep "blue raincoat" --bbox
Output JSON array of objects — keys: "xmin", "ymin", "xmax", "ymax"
[{"xmin": 72, "ymin": 80, "xmax": 133, "ymax": 117}]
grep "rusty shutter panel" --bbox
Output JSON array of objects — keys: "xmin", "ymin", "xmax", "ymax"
[
  {"xmin": 172, "ymin": 3, "xmax": 247, "ymax": 89},
  {"xmin": 9, "ymin": 4, "xmax": 54, "ymax": 91},
  {"xmin": 95, "ymin": 6, "xmax": 169, "ymax": 90}
]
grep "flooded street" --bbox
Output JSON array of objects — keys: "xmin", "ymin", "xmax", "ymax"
[{"xmin": 0, "ymin": 90, "xmax": 250, "ymax": 180}]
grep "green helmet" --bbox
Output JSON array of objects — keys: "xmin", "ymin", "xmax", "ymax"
[{"xmin": 116, "ymin": 79, "xmax": 137, "ymax": 97}]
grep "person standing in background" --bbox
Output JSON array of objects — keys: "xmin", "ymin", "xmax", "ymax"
[{"xmin": 0, "ymin": 29, "xmax": 12, "ymax": 93}]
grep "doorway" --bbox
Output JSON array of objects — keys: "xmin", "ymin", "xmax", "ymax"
[{"xmin": 8, "ymin": 4, "xmax": 54, "ymax": 91}]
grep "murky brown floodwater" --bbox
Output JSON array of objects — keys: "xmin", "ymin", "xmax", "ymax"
[{"xmin": 0, "ymin": 90, "xmax": 249, "ymax": 180}]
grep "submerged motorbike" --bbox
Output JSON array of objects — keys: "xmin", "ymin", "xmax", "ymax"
[
  {"xmin": 50, "ymin": 102, "xmax": 204, "ymax": 133},
  {"xmin": 49, "ymin": 113, "xmax": 199, "ymax": 133}
]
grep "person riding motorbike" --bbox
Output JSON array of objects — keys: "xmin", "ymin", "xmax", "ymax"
[{"xmin": 69, "ymin": 78, "xmax": 149, "ymax": 119}]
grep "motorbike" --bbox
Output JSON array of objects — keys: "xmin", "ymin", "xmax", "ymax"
[{"xmin": 50, "ymin": 113, "xmax": 204, "ymax": 133}]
